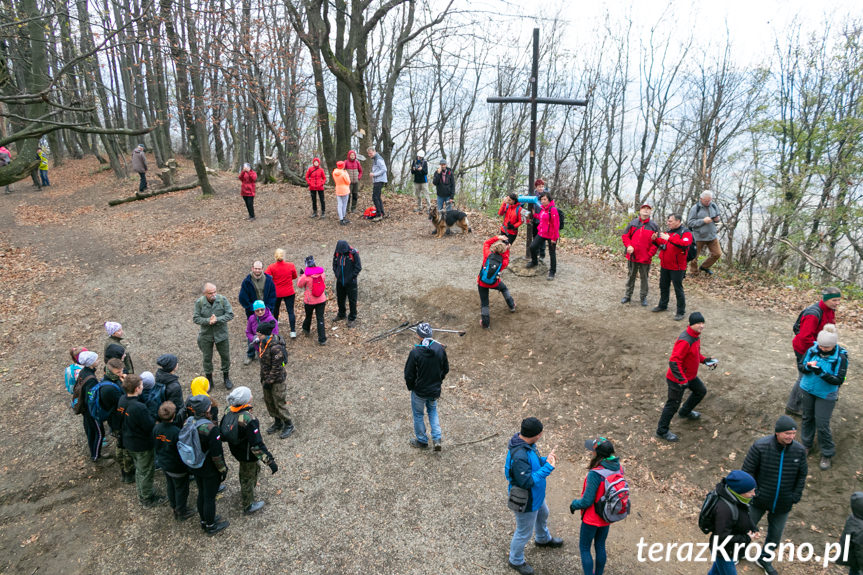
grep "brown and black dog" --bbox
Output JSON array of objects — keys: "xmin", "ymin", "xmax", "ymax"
[{"xmin": 429, "ymin": 205, "xmax": 472, "ymax": 238}]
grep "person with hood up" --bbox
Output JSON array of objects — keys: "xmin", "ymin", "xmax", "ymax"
[
  {"xmin": 131, "ymin": 144, "xmax": 148, "ymax": 192},
  {"xmin": 498, "ymin": 193, "xmax": 524, "ymax": 245},
  {"xmin": 505, "ymin": 417, "xmax": 562, "ymax": 575},
  {"xmin": 477, "ymin": 235, "xmax": 515, "ymax": 329},
  {"xmin": 244, "ymin": 300, "xmax": 278, "ymax": 365},
  {"xmin": 525, "ymin": 192, "xmax": 561, "ymax": 281},
  {"xmin": 256, "ymin": 321, "xmax": 295, "ymax": 439},
  {"xmin": 297, "ymin": 255, "xmax": 328, "ymax": 345},
  {"xmin": 798, "ymin": 324, "xmax": 848, "ymax": 470},
  {"xmin": 104, "ymin": 321, "xmax": 134, "ymax": 374},
  {"xmin": 187, "ymin": 376, "xmax": 219, "ymax": 423},
  {"xmin": 344, "ymin": 150, "xmax": 363, "ymax": 213},
  {"xmin": 404, "ymin": 323, "xmax": 449, "ymax": 451},
  {"xmin": 570, "ymin": 438, "xmax": 623, "ymax": 575},
  {"xmin": 333, "ymin": 160, "xmax": 352, "ymax": 225},
  {"xmin": 620, "ymin": 199, "xmax": 659, "ymax": 306},
  {"xmin": 839, "ymin": 492, "xmax": 863, "ymax": 575},
  {"xmin": 265, "ymin": 248, "xmax": 298, "ymax": 337},
  {"xmin": 155, "ymin": 353, "xmax": 184, "ymax": 414},
  {"xmin": 333, "ymin": 241, "xmax": 362, "ymax": 327},
  {"xmin": 411, "ymin": 150, "xmax": 430, "ymax": 212},
  {"xmin": 305, "ymin": 157, "xmax": 327, "ymax": 218},
  {"xmin": 239, "ymin": 163, "xmax": 257, "ymax": 220},
  {"xmin": 706, "ymin": 470, "xmax": 760, "ymax": 575}
]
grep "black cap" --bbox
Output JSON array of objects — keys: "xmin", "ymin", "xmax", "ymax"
[
  {"xmin": 689, "ymin": 312, "xmax": 705, "ymax": 326},
  {"xmin": 585, "ymin": 437, "xmax": 615, "ymax": 458},
  {"xmin": 187, "ymin": 395, "xmax": 212, "ymax": 415},
  {"xmin": 520, "ymin": 417, "xmax": 543, "ymax": 438},
  {"xmin": 256, "ymin": 320, "xmax": 276, "ymax": 336},
  {"xmin": 156, "ymin": 353, "xmax": 178, "ymax": 371},
  {"xmin": 775, "ymin": 415, "xmax": 798, "ymax": 433},
  {"xmin": 105, "ymin": 343, "xmax": 125, "ymax": 360}
]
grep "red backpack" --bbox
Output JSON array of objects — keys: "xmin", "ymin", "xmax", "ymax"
[
  {"xmin": 362, "ymin": 206, "xmax": 377, "ymax": 219},
  {"xmin": 311, "ymin": 274, "xmax": 325, "ymax": 297}
]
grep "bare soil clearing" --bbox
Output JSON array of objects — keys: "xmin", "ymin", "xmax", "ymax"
[{"xmin": 0, "ymin": 158, "xmax": 859, "ymax": 574}]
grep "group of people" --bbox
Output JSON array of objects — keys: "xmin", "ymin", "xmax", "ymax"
[
  {"xmin": 302, "ymin": 148, "xmax": 384, "ymax": 223},
  {"xmin": 0, "ymin": 144, "xmax": 50, "ymax": 193}
]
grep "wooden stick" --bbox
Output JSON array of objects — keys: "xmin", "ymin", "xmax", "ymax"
[
  {"xmin": 450, "ymin": 432, "xmax": 499, "ymax": 447},
  {"xmin": 108, "ymin": 181, "xmax": 200, "ymax": 206}
]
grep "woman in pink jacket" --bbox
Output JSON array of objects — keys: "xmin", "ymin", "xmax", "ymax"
[
  {"xmin": 526, "ymin": 192, "xmax": 560, "ymax": 281},
  {"xmin": 239, "ymin": 163, "xmax": 257, "ymax": 220},
  {"xmin": 297, "ymin": 256, "xmax": 328, "ymax": 345}
]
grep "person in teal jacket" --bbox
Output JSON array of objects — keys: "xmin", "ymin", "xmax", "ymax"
[
  {"xmin": 799, "ymin": 324, "xmax": 848, "ymax": 470},
  {"xmin": 504, "ymin": 417, "xmax": 563, "ymax": 574}
]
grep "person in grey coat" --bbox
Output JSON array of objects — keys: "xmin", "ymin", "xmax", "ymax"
[
  {"xmin": 131, "ymin": 144, "xmax": 148, "ymax": 193},
  {"xmin": 686, "ymin": 189, "xmax": 722, "ymax": 275}
]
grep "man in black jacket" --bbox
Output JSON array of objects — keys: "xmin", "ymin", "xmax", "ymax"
[
  {"xmin": 153, "ymin": 402, "xmax": 195, "ymax": 520},
  {"xmin": 118, "ymin": 374, "xmax": 167, "ymax": 508},
  {"xmin": 404, "ymin": 323, "xmax": 449, "ymax": 451},
  {"xmin": 741, "ymin": 415, "xmax": 808, "ymax": 575},
  {"xmin": 332, "ymin": 240, "xmax": 362, "ymax": 327},
  {"xmin": 155, "ymin": 353, "xmax": 184, "ymax": 413},
  {"xmin": 101, "ymin": 358, "xmax": 135, "ymax": 483},
  {"xmin": 432, "ymin": 159, "xmax": 455, "ymax": 210},
  {"xmin": 410, "ymin": 150, "xmax": 430, "ymax": 212}
]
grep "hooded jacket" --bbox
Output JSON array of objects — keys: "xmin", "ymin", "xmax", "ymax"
[
  {"xmin": 569, "ymin": 457, "xmax": 622, "ymax": 527},
  {"xmin": 221, "ymin": 407, "xmax": 275, "ymax": 464},
  {"xmin": 105, "ymin": 336, "xmax": 134, "ymax": 374},
  {"xmin": 656, "ymin": 225, "xmax": 694, "ymax": 271},
  {"xmin": 411, "ymin": 157, "xmax": 428, "ymax": 183},
  {"xmin": 504, "ymin": 434, "xmax": 555, "ymax": 512},
  {"xmin": 710, "ymin": 479, "xmax": 757, "ymax": 554},
  {"xmin": 333, "ymin": 164, "xmax": 351, "ymax": 196},
  {"xmin": 404, "ymin": 338, "xmax": 449, "ymax": 399},
  {"xmin": 333, "ymin": 241, "xmax": 362, "ymax": 286},
  {"xmin": 432, "ymin": 167, "xmax": 455, "ymax": 198},
  {"xmin": 239, "ymin": 273, "xmax": 277, "ymax": 314},
  {"xmin": 622, "ymin": 216, "xmax": 659, "ymax": 264},
  {"xmin": 370, "ymin": 153, "xmax": 387, "ymax": 183},
  {"xmin": 246, "ymin": 308, "xmax": 279, "ymax": 342},
  {"xmin": 259, "ymin": 334, "xmax": 287, "ymax": 388},
  {"xmin": 305, "ymin": 159, "xmax": 326, "ymax": 190},
  {"xmin": 239, "ymin": 169, "xmax": 257, "ymax": 197},
  {"xmin": 536, "ymin": 201, "xmax": 561, "ymax": 241},
  {"xmin": 498, "ymin": 202, "xmax": 523, "ymax": 236},
  {"xmin": 297, "ymin": 267, "xmax": 327, "ymax": 305},
  {"xmin": 155, "ymin": 369, "xmax": 184, "ymax": 413},
  {"xmin": 792, "ymin": 300, "xmax": 835, "ymax": 355},
  {"xmin": 741, "ymin": 434, "xmax": 807, "ymax": 514},
  {"xmin": 799, "ymin": 343, "xmax": 848, "ymax": 400},
  {"xmin": 840, "ymin": 492, "xmax": 863, "ymax": 570},
  {"xmin": 131, "ymin": 148, "xmax": 147, "ymax": 173},
  {"xmin": 344, "ymin": 151, "xmax": 363, "ymax": 183}
]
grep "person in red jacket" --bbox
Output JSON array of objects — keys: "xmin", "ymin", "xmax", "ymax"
[
  {"xmin": 265, "ymin": 249, "xmax": 298, "ymax": 338},
  {"xmin": 498, "ymin": 193, "xmax": 524, "ymax": 245},
  {"xmin": 239, "ymin": 163, "xmax": 257, "ymax": 220},
  {"xmin": 344, "ymin": 150, "xmax": 363, "ymax": 213},
  {"xmin": 525, "ymin": 192, "xmax": 561, "ymax": 280},
  {"xmin": 786, "ymin": 287, "xmax": 841, "ymax": 415},
  {"xmin": 477, "ymin": 235, "xmax": 515, "ymax": 328},
  {"xmin": 656, "ymin": 312, "xmax": 718, "ymax": 442},
  {"xmin": 652, "ymin": 213, "xmax": 693, "ymax": 321},
  {"xmin": 305, "ymin": 157, "xmax": 327, "ymax": 218},
  {"xmin": 620, "ymin": 200, "xmax": 659, "ymax": 306}
]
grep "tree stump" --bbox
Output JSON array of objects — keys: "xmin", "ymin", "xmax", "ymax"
[{"xmin": 157, "ymin": 158, "xmax": 179, "ymax": 187}]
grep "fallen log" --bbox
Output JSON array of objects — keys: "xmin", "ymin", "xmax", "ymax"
[{"xmin": 108, "ymin": 181, "xmax": 200, "ymax": 206}]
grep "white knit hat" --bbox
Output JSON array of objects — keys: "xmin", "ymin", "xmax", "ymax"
[{"xmin": 817, "ymin": 324, "xmax": 838, "ymax": 348}]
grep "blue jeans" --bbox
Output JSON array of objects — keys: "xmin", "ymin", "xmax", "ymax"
[
  {"xmin": 708, "ymin": 558, "xmax": 737, "ymax": 575},
  {"xmin": 509, "ymin": 501, "xmax": 552, "ymax": 565},
  {"xmin": 411, "ymin": 392, "xmax": 441, "ymax": 443},
  {"xmin": 748, "ymin": 505, "xmax": 789, "ymax": 565},
  {"xmin": 579, "ymin": 522, "xmax": 609, "ymax": 575},
  {"xmin": 436, "ymin": 196, "xmax": 448, "ymax": 210},
  {"xmin": 39, "ymin": 170, "xmax": 50, "ymax": 186}
]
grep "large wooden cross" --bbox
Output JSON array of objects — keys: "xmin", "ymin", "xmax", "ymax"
[{"xmin": 487, "ymin": 28, "xmax": 588, "ymax": 258}]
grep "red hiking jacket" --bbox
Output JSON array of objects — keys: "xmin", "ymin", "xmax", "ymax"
[
  {"xmin": 477, "ymin": 237, "xmax": 509, "ymax": 289},
  {"xmin": 239, "ymin": 170, "xmax": 257, "ymax": 197},
  {"xmin": 792, "ymin": 300, "xmax": 835, "ymax": 355},
  {"xmin": 666, "ymin": 327, "xmax": 706, "ymax": 384},
  {"xmin": 305, "ymin": 160, "xmax": 326, "ymax": 190},
  {"xmin": 655, "ymin": 226, "xmax": 693, "ymax": 271},
  {"xmin": 622, "ymin": 217, "xmax": 659, "ymax": 264},
  {"xmin": 498, "ymin": 202, "xmax": 523, "ymax": 236}
]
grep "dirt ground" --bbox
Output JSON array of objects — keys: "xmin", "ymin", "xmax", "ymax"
[{"xmin": 0, "ymin": 158, "xmax": 860, "ymax": 575}]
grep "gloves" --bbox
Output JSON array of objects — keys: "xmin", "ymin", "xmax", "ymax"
[
  {"xmin": 570, "ymin": 501, "xmax": 577, "ymax": 514},
  {"xmin": 268, "ymin": 460, "xmax": 278, "ymax": 474}
]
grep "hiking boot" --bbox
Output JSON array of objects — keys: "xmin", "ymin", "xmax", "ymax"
[
  {"xmin": 620, "ymin": 296, "xmax": 631, "ymax": 304},
  {"xmin": 525, "ymin": 261, "xmax": 538, "ymax": 269},
  {"xmin": 205, "ymin": 519, "xmax": 229, "ymax": 535},
  {"xmin": 433, "ymin": 440, "xmax": 442, "ymax": 452},
  {"xmin": 243, "ymin": 355, "xmax": 253, "ymax": 366},
  {"xmin": 339, "ymin": 219, "xmax": 347, "ymax": 226},
  {"xmin": 201, "ymin": 515, "xmax": 222, "ymax": 530},
  {"xmin": 333, "ymin": 315, "xmax": 345, "ymax": 322},
  {"xmin": 756, "ymin": 558, "xmax": 779, "ymax": 575},
  {"xmin": 820, "ymin": 457, "xmax": 832, "ymax": 470},
  {"xmin": 302, "ymin": 329, "xmax": 311, "ymax": 337},
  {"xmin": 121, "ymin": 471, "xmax": 136, "ymax": 484},
  {"xmin": 279, "ymin": 423, "xmax": 295, "ymax": 439},
  {"xmin": 656, "ymin": 431, "xmax": 679, "ymax": 442},
  {"xmin": 535, "ymin": 537, "xmax": 564, "ymax": 548},
  {"xmin": 143, "ymin": 494, "xmax": 168, "ymax": 508},
  {"xmin": 546, "ymin": 273, "xmax": 555, "ymax": 281},
  {"xmin": 785, "ymin": 408, "xmax": 802, "ymax": 417},
  {"xmin": 509, "ymin": 304, "xmax": 516, "ymax": 313},
  {"xmin": 320, "ymin": 211, "xmax": 326, "ymax": 219},
  {"xmin": 641, "ymin": 298, "xmax": 649, "ymax": 306},
  {"xmin": 310, "ymin": 212, "xmax": 318, "ymax": 218},
  {"xmin": 205, "ymin": 373, "xmax": 213, "ymax": 386},
  {"xmin": 409, "ymin": 438, "xmax": 428, "ymax": 449},
  {"xmin": 673, "ymin": 313, "xmax": 685, "ymax": 321},
  {"xmin": 174, "ymin": 508, "xmax": 197, "ymax": 521},
  {"xmin": 343, "ymin": 218, "xmax": 351, "ymax": 224},
  {"xmin": 679, "ymin": 410, "xmax": 701, "ymax": 420},
  {"xmin": 508, "ymin": 561, "xmax": 534, "ymax": 575},
  {"xmin": 700, "ymin": 266, "xmax": 714, "ymax": 275},
  {"xmin": 243, "ymin": 501, "xmax": 265, "ymax": 515},
  {"xmin": 223, "ymin": 373, "xmax": 233, "ymax": 390},
  {"xmin": 290, "ymin": 331, "xmax": 297, "ymax": 339},
  {"xmin": 652, "ymin": 306, "xmax": 667, "ymax": 312},
  {"xmin": 318, "ymin": 340, "xmax": 327, "ymax": 346},
  {"xmin": 347, "ymin": 320, "xmax": 356, "ymax": 328},
  {"xmin": 266, "ymin": 419, "xmax": 283, "ymax": 434}
]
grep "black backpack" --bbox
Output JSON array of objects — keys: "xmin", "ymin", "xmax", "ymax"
[
  {"xmin": 698, "ymin": 488, "xmax": 737, "ymax": 534},
  {"xmin": 556, "ymin": 208, "xmax": 566, "ymax": 231},
  {"xmin": 793, "ymin": 304, "xmax": 822, "ymax": 335},
  {"xmin": 677, "ymin": 227, "xmax": 698, "ymax": 262},
  {"xmin": 220, "ymin": 410, "xmax": 242, "ymax": 445}
]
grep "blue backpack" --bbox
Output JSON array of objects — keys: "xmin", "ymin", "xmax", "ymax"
[
  {"xmin": 141, "ymin": 383, "xmax": 166, "ymax": 417},
  {"xmin": 87, "ymin": 380, "xmax": 122, "ymax": 422},
  {"xmin": 480, "ymin": 252, "xmax": 504, "ymax": 284},
  {"xmin": 65, "ymin": 364, "xmax": 82, "ymax": 408}
]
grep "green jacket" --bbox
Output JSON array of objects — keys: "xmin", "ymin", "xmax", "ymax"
[{"xmin": 194, "ymin": 294, "xmax": 234, "ymax": 342}]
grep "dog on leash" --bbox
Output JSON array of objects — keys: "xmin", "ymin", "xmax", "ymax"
[{"xmin": 429, "ymin": 204, "xmax": 472, "ymax": 238}]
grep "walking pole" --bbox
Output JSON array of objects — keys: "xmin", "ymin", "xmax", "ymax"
[
  {"xmin": 363, "ymin": 321, "xmax": 416, "ymax": 344},
  {"xmin": 431, "ymin": 328, "xmax": 466, "ymax": 336}
]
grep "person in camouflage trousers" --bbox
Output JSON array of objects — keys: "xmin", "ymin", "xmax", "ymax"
[
  {"xmin": 193, "ymin": 282, "xmax": 235, "ymax": 390},
  {"xmin": 255, "ymin": 321, "xmax": 295, "ymax": 439},
  {"xmin": 221, "ymin": 386, "xmax": 278, "ymax": 514}
]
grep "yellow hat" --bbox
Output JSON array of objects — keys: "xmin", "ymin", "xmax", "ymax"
[{"xmin": 190, "ymin": 376, "xmax": 210, "ymax": 397}]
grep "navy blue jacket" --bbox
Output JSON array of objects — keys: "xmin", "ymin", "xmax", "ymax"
[
  {"xmin": 742, "ymin": 435, "xmax": 807, "ymax": 514},
  {"xmin": 333, "ymin": 240, "xmax": 362, "ymax": 286},
  {"xmin": 505, "ymin": 434, "xmax": 555, "ymax": 512},
  {"xmin": 238, "ymin": 273, "xmax": 276, "ymax": 314}
]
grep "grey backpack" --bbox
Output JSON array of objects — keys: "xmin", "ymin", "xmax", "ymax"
[{"xmin": 177, "ymin": 416, "xmax": 208, "ymax": 468}]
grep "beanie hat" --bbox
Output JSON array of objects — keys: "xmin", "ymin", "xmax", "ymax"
[
  {"xmin": 520, "ymin": 417, "xmax": 543, "ymax": 438},
  {"xmin": 104, "ymin": 321, "xmax": 122, "ymax": 336},
  {"xmin": 775, "ymin": 415, "xmax": 798, "ymax": 433},
  {"xmin": 78, "ymin": 351, "xmax": 98, "ymax": 367},
  {"xmin": 257, "ymin": 320, "xmax": 276, "ymax": 336},
  {"xmin": 823, "ymin": 289, "xmax": 842, "ymax": 301},
  {"xmin": 585, "ymin": 437, "xmax": 615, "ymax": 458},
  {"xmin": 817, "ymin": 324, "xmax": 838, "ymax": 348},
  {"xmin": 105, "ymin": 343, "xmax": 125, "ymax": 360},
  {"xmin": 689, "ymin": 312, "xmax": 705, "ymax": 326},
  {"xmin": 417, "ymin": 150, "xmax": 425, "ymax": 158},
  {"xmin": 305, "ymin": 255, "xmax": 316, "ymax": 268},
  {"xmin": 140, "ymin": 371, "xmax": 155, "ymax": 390},
  {"xmin": 156, "ymin": 353, "xmax": 178, "ymax": 372},
  {"xmin": 227, "ymin": 386, "xmax": 252, "ymax": 407},
  {"xmin": 187, "ymin": 394, "xmax": 211, "ymax": 416},
  {"xmin": 415, "ymin": 322, "xmax": 433, "ymax": 339},
  {"xmin": 337, "ymin": 160, "xmax": 345, "ymax": 169},
  {"xmin": 252, "ymin": 300, "xmax": 266, "ymax": 311},
  {"xmin": 725, "ymin": 470, "xmax": 756, "ymax": 494}
]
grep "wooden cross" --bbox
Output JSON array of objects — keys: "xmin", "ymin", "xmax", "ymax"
[{"xmin": 487, "ymin": 28, "xmax": 588, "ymax": 258}]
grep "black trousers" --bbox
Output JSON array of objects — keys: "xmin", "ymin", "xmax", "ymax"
[
  {"xmin": 504, "ymin": 231, "xmax": 518, "ymax": 245},
  {"xmin": 372, "ymin": 182, "xmax": 385, "ymax": 216},
  {"xmin": 350, "ymin": 182, "xmax": 359, "ymax": 210},
  {"xmin": 310, "ymin": 189, "xmax": 325, "ymax": 213},
  {"xmin": 658, "ymin": 268, "xmax": 686, "ymax": 314},
  {"xmin": 138, "ymin": 172, "xmax": 147, "ymax": 192},
  {"xmin": 532, "ymin": 220, "xmax": 545, "ymax": 257},
  {"xmin": 194, "ymin": 473, "xmax": 220, "ymax": 524},
  {"xmin": 273, "ymin": 294, "xmax": 296, "ymax": 330},
  {"xmin": 530, "ymin": 235, "xmax": 556, "ymax": 274},
  {"xmin": 656, "ymin": 377, "xmax": 707, "ymax": 435},
  {"xmin": 164, "ymin": 471, "xmax": 191, "ymax": 513},
  {"xmin": 242, "ymin": 195, "xmax": 255, "ymax": 218},
  {"xmin": 336, "ymin": 282, "xmax": 358, "ymax": 321},
  {"xmin": 82, "ymin": 410, "xmax": 103, "ymax": 461},
  {"xmin": 478, "ymin": 282, "xmax": 514, "ymax": 328},
  {"xmin": 303, "ymin": 302, "xmax": 327, "ymax": 343}
]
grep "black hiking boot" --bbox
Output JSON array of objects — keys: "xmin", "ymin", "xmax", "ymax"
[
  {"xmin": 121, "ymin": 471, "xmax": 136, "ymax": 484},
  {"xmin": 266, "ymin": 419, "xmax": 283, "ymax": 434},
  {"xmin": 679, "ymin": 410, "xmax": 701, "ymax": 420},
  {"xmin": 409, "ymin": 438, "xmax": 428, "ymax": 449},
  {"xmin": 535, "ymin": 537, "xmax": 564, "ymax": 548},
  {"xmin": 673, "ymin": 313, "xmax": 685, "ymax": 321},
  {"xmin": 201, "ymin": 515, "xmax": 221, "ymax": 530},
  {"xmin": 142, "ymin": 494, "xmax": 168, "ymax": 508},
  {"xmin": 205, "ymin": 373, "xmax": 213, "ymax": 387},
  {"xmin": 620, "ymin": 296, "xmax": 631, "ymax": 304},
  {"xmin": 205, "ymin": 519, "xmax": 230, "ymax": 535},
  {"xmin": 508, "ymin": 561, "xmax": 534, "ymax": 575},
  {"xmin": 656, "ymin": 431, "xmax": 679, "ymax": 442},
  {"xmin": 641, "ymin": 297, "xmax": 649, "ymax": 306},
  {"xmin": 651, "ymin": 306, "xmax": 667, "ymax": 312},
  {"xmin": 175, "ymin": 508, "xmax": 197, "ymax": 521},
  {"xmin": 524, "ymin": 261, "xmax": 538, "ymax": 269},
  {"xmin": 310, "ymin": 211, "xmax": 318, "ymax": 218},
  {"xmin": 279, "ymin": 423, "xmax": 295, "ymax": 439},
  {"xmin": 223, "ymin": 372, "xmax": 233, "ymax": 390}
]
